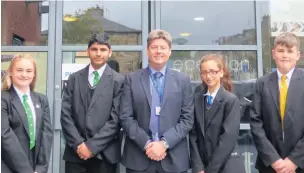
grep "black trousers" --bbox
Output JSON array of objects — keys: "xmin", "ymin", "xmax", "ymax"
[
  {"xmin": 65, "ymin": 158, "xmax": 117, "ymax": 173},
  {"xmin": 126, "ymin": 160, "xmax": 187, "ymax": 173}
]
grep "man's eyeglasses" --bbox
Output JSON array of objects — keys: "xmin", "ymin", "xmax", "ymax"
[{"xmin": 201, "ymin": 70, "xmax": 219, "ymax": 76}]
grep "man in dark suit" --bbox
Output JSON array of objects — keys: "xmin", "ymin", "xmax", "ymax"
[
  {"xmin": 120, "ymin": 29, "xmax": 194, "ymax": 173},
  {"xmin": 250, "ymin": 32, "xmax": 304, "ymax": 173},
  {"xmin": 60, "ymin": 33, "xmax": 124, "ymax": 173}
]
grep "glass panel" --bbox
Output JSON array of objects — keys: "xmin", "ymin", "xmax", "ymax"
[
  {"xmin": 261, "ymin": 1, "xmax": 304, "ymax": 74},
  {"xmin": 1, "ymin": 1, "xmax": 49, "ymax": 46},
  {"xmin": 160, "ymin": 1, "xmax": 256, "ymax": 45},
  {"xmin": 62, "ymin": 51, "xmax": 142, "ymax": 74},
  {"xmin": 63, "ymin": 1, "xmax": 142, "ymax": 45},
  {"xmin": 60, "ymin": 132, "xmax": 65, "ymax": 173},
  {"xmin": 171, "ymin": 51, "xmax": 256, "ymax": 124},
  {"xmin": 1, "ymin": 52, "xmax": 48, "ymax": 94},
  {"xmin": 170, "ymin": 51, "xmax": 257, "ymax": 81}
]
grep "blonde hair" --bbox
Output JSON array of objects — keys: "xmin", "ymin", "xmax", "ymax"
[
  {"xmin": 147, "ymin": 29, "xmax": 172, "ymax": 48},
  {"xmin": 274, "ymin": 32, "xmax": 300, "ymax": 50},
  {"xmin": 200, "ymin": 54, "xmax": 232, "ymax": 92},
  {"xmin": 1, "ymin": 53, "xmax": 37, "ymax": 91}
]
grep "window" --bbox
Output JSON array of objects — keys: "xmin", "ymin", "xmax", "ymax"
[
  {"xmin": 160, "ymin": 1, "xmax": 256, "ymax": 45},
  {"xmin": 170, "ymin": 51, "xmax": 257, "ymax": 82},
  {"xmin": 62, "ymin": 51, "xmax": 142, "ymax": 75},
  {"xmin": 260, "ymin": 1, "xmax": 304, "ymax": 74},
  {"xmin": 62, "ymin": 1, "xmax": 142, "ymax": 45},
  {"xmin": 1, "ymin": 1, "xmax": 49, "ymax": 45},
  {"xmin": 12, "ymin": 34, "xmax": 25, "ymax": 46},
  {"xmin": 1, "ymin": 52, "xmax": 48, "ymax": 94}
]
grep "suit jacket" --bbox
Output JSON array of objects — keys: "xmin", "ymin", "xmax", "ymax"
[
  {"xmin": 60, "ymin": 64, "xmax": 124, "ymax": 164},
  {"xmin": 250, "ymin": 68, "xmax": 304, "ymax": 173},
  {"xmin": 190, "ymin": 85, "xmax": 244, "ymax": 173},
  {"xmin": 1, "ymin": 88, "xmax": 53, "ymax": 173},
  {"xmin": 119, "ymin": 67, "xmax": 194, "ymax": 172}
]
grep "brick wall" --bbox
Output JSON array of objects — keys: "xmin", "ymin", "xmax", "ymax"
[{"xmin": 1, "ymin": 1, "xmax": 41, "ymax": 45}]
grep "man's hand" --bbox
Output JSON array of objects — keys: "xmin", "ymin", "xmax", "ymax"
[
  {"xmin": 198, "ymin": 171, "xmax": 205, "ymax": 173},
  {"xmin": 272, "ymin": 159, "xmax": 287, "ymax": 173},
  {"xmin": 272, "ymin": 158, "xmax": 295, "ymax": 173},
  {"xmin": 281, "ymin": 158, "xmax": 297, "ymax": 173},
  {"xmin": 145, "ymin": 141, "xmax": 167, "ymax": 161},
  {"xmin": 77, "ymin": 142, "xmax": 93, "ymax": 160}
]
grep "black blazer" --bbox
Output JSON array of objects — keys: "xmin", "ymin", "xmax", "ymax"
[
  {"xmin": 250, "ymin": 68, "xmax": 304, "ymax": 173},
  {"xmin": 60, "ymin": 64, "xmax": 124, "ymax": 164},
  {"xmin": 1, "ymin": 88, "xmax": 53, "ymax": 173},
  {"xmin": 190, "ymin": 85, "xmax": 244, "ymax": 173}
]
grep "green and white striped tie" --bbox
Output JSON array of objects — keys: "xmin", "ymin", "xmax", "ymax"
[
  {"xmin": 93, "ymin": 71, "xmax": 99, "ymax": 86},
  {"xmin": 22, "ymin": 94, "xmax": 35, "ymax": 149}
]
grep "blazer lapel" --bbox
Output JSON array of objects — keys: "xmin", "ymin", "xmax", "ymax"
[
  {"xmin": 285, "ymin": 69, "xmax": 302, "ymax": 125},
  {"xmin": 269, "ymin": 72, "xmax": 280, "ymax": 115},
  {"xmin": 205, "ymin": 87, "xmax": 224, "ymax": 130},
  {"xmin": 30, "ymin": 92, "xmax": 42, "ymax": 141},
  {"xmin": 10, "ymin": 89, "xmax": 30, "ymax": 137},
  {"xmin": 162, "ymin": 69, "xmax": 174, "ymax": 107},
  {"xmin": 195, "ymin": 87, "xmax": 206, "ymax": 137},
  {"xmin": 88, "ymin": 65, "xmax": 112, "ymax": 110},
  {"xmin": 140, "ymin": 68, "xmax": 151, "ymax": 108},
  {"xmin": 78, "ymin": 65, "xmax": 89, "ymax": 105}
]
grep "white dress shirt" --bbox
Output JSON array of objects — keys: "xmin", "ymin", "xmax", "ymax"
[
  {"xmin": 277, "ymin": 68, "xmax": 295, "ymax": 89},
  {"xmin": 88, "ymin": 63, "xmax": 106, "ymax": 86},
  {"xmin": 14, "ymin": 86, "xmax": 36, "ymax": 138},
  {"xmin": 204, "ymin": 86, "xmax": 220, "ymax": 104}
]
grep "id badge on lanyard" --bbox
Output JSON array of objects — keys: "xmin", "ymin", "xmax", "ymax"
[
  {"xmin": 149, "ymin": 67, "xmax": 167, "ymax": 116},
  {"xmin": 155, "ymin": 106, "xmax": 161, "ymax": 116}
]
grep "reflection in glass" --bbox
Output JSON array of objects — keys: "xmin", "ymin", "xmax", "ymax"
[
  {"xmin": 238, "ymin": 130, "xmax": 258, "ymax": 173},
  {"xmin": 1, "ymin": 1, "xmax": 49, "ymax": 46},
  {"xmin": 1, "ymin": 52, "xmax": 48, "ymax": 94},
  {"xmin": 161, "ymin": 1, "xmax": 256, "ymax": 45},
  {"xmin": 170, "ymin": 51, "xmax": 257, "ymax": 82},
  {"xmin": 62, "ymin": 51, "xmax": 142, "ymax": 74},
  {"xmin": 63, "ymin": 1, "xmax": 142, "ymax": 45},
  {"xmin": 261, "ymin": 1, "xmax": 304, "ymax": 74},
  {"xmin": 60, "ymin": 132, "xmax": 65, "ymax": 173}
]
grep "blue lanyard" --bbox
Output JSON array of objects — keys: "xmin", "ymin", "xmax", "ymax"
[{"xmin": 149, "ymin": 67, "xmax": 167, "ymax": 104}]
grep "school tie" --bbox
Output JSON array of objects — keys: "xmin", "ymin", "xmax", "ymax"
[
  {"xmin": 207, "ymin": 95, "xmax": 213, "ymax": 107},
  {"xmin": 22, "ymin": 94, "xmax": 35, "ymax": 149},
  {"xmin": 154, "ymin": 72, "xmax": 163, "ymax": 97},
  {"xmin": 93, "ymin": 71, "xmax": 99, "ymax": 86},
  {"xmin": 149, "ymin": 72, "xmax": 163, "ymax": 141},
  {"xmin": 280, "ymin": 75, "xmax": 288, "ymax": 127}
]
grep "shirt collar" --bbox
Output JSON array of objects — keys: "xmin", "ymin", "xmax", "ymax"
[
  {"xmin": 204, "ymin": 86, "xmax": 220, "ymax": 99},
  {"xmin": 13, "ymin": 85, "xmax": 31, "ymax": 100},
  {"xmin": 149, "ymin": 65, "xmax": 167, "ymax": 76},
  {"xmin": 277, "ymin": 67, "xmax": 295, "ymax": 80},
  {"xmin": 89, "ymin": 63, "xmax": 107, "ymax": 76}
]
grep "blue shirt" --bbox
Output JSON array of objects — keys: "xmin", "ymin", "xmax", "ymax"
[{"xmin": 149, "ymin": 65, "xmax": 166, "ymax": 95}]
